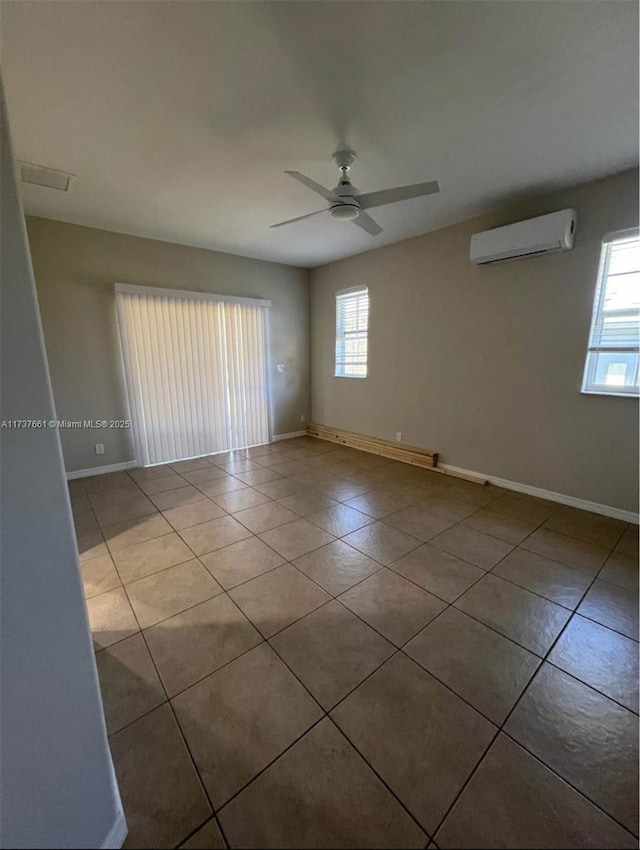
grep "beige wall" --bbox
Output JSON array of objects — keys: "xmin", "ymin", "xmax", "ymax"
[
  {"xmin": 26, "ymin": 217, "xmax": 310, "ymax": 472},
  {"xmin": 311, "ymin": 170, "xmax": 639, "ymax": 513}
]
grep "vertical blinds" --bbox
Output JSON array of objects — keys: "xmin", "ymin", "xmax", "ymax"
[
  {"xmin": 116, "ymin": 284, "xmax": 270, "ymax": 466},
  {"xmin": 335, "ymin": 287, "xmax": 369, "ymax": 378}
]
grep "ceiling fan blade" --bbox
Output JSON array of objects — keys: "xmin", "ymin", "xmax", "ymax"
[
  {"xmin": 284, "ymin": 171, "xmax": 339, "ymax": 203},
  {"xmin": 352, "ymin": 211, "xmax": 383, "ymax": 236},
  {"xmin": 358, "ymin": 180, "xmax": 440, "ymax": 210},
  {"xmin": 269, "ymin": 209, "xmax": 327, "ymax": 229}
]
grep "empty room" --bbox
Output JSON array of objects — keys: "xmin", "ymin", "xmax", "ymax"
[{"xmin": 1, "ymin": 1, "xmax": 638, "ymax": 848}]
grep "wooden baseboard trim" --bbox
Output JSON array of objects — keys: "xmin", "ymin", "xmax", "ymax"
[{"xmin": 307, "ymin": 423, "xmax": 438, "ymax": 469}]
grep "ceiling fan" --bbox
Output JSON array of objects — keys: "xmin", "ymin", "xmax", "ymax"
[{"xmin": 270, "ymin": 150, "xmax": 439, "ymax": 236}]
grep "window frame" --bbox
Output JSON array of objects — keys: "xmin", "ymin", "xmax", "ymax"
[
  {"xmin": 581, "ymin": 229, "xmax": 640, "ymax": 398},
  {"xmin": 335, "ymin": 286, "xmax": 369, "ymax": 379}
]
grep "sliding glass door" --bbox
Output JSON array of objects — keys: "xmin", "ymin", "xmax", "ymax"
[{"xmin": 115, "ymin": 283, "xmax": 270, "ymax": 466}]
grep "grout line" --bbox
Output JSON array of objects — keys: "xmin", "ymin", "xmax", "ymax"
[
  {"xmin": 428, "ymin": 535, "xmax": 637, "ymax": 842},
  {"xmin": 79, "ymin": 442, "xmax": 636, "ymax": 845}
]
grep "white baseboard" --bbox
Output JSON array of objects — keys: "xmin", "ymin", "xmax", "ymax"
[
  {"xmin": 438, "ymin": 462, "xmax": 639, "ymax": 524},
  {"xmin": 272, "ymin": 430, "xmax": 307, "ymax": 441},
  {"xmin": 101, "ymin": 810, "xmax": 127, "ymax": 849},
  {"xmin": 66, "ymin": 461, "xmax": 136, "ymax": 480}
]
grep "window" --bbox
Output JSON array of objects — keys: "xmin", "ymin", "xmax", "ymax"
[
  {"xmin": 582, "ymin": 230, "xmax": 640, "ymax": 396},
  {"xmin": 335, "ymin": 287, "xmax": 369, "ymax": 378}
]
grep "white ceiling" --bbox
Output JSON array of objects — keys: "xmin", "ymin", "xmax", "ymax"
[{"xmin": 2, "ymin": 0, "xmax": 638, "ymax": 268}]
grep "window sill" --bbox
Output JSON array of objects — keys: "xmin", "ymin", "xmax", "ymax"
[
  {"xmin": 334, "ymin": 374, "xmax": 367, "ymax": 379},
  {"xmin": 581, "ymin": 389, "xmax": 639, "ymax": 398}
]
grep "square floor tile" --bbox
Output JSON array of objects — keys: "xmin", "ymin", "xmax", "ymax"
[
  {"xmin": 103, "ymin": 514, "xmax": 173, "ymax": 552},
  {"xmin": 126, "ymin": 559, "xmax": 223, "ymax": 629},
  {"xmin": 87, "ymin": 587, "xmax": 139, "ymax": 650},
  {"xmin": 211, "ymin": 487, "xmax": 271, "ymax": 513},
  {"xmin": 74, "ymin": 509, "xmax": 99, "ymax": 534},
  {"xmin": 493, "ymin": 547, "xmax": 592, "ymax": 609},
  {"xmin": 430, "ymin": 525, "xmax": 514, "ymax": 570},
  {"xmin": 130, "ymin": 465, "xmax": 175, "ymax": 483},
  {"xmin": 460, "ymin": 507, "xmax": 536, "ymax": 545},
  {"xmin": 173, "ymin": 643, "xmax": 322, "ymax": 808},
  {"xmin": 96, "ymin": 633, "xmax": 165, "ymax": 734},
  {"xmin": 544, "ymin": 508, "xmax": 626, "ymax": 549},
  {"xmin": 307, "ymin": 503, "xmax": 372, "ymax": 537},
  {"xmin": 331, "ymin": 653, "xmax": 495, "ymax": 835},
  {"xmin": 259, "ymin": 518, "xmax": 335, "ymax": 561},
  {"xmin": 234, "ymin": 501, "xmax": 300, "ymax": 533},
  {"xmin": 277, "ymin": 491, "xmax": 338, "ymax": 518},
  {"xmin": 345, "ymin": 490, "xmax": 409, "ymax": 519},
  {"xmin": 454, "ymin": 573, "xmax": 570, "ymax": 655},
  {"xmin": 270, "ymin": 600, "xmax": 394, "ymax": 709},
  {"xmin": 577, "ymin": 579, "xmax": 638, "ymax": 640},
  {"xmin": 229, "ymin": 563, "xmax": 331, "ymax": 638},
  {"xmin": 548, "ymin": 615, "xmax": 639, "ymax": 713},
  {"xmin": 268, "ymin": 460, "xmax": 314, "ymax": 477},
  {"xmin": 599, "ymin": 552, "xmax": 639, "ymax": 591},
  {"xmin": 182, "ymin": 466, "xmax": 229, "ymax": 484},
  {"xmin": 216, "ymin": 459, "xmax": 263, "ymax": 475},
  {"xmin": 436, "ymin": 733, "xmax": 636, "ymax": 850},
  {"xmin": 615, "ymin": 525, "xmax": 639, "ymax": 559},
  {"xmin": 179, "ymin": 515, "xmax": 252, "ymax": 556},
  {"xmin": 138, "ymin": 472, "xmax": 186, "ymax": 495},
  {"xmin": 235, "ymin": 468, "xmax": 283, "ymax": 486},
  {"xmin": 88, "ymin": 483, "xmax": 145, "ymax": 508},
  {"xmin": 162, "ymin": 499, "xmax": 226, "ymax": 531},
  {"xmin": 93, "ymin": 496, "xmax": 158, "ymax": 528},
  {"xmin": 317, "ymin": 478, "xmax": 371, "ymax": 501},
  {"xmin": 339, "ymin": 569, "xmax": 446, "ymax": 647},
  {"xmin": 218, "ymin": 718, "xmax": 427, "ymax": 849},
  {"xmin": 196, "ymin": 477, "xmax": 247, "ymax": 497},
  {"xmin": 170, "ymin": 457, "xmax": 215, "ymax": 473},
  {"xmin": 81, "ymin": 552, "xmax": 121, "ymax": 598},
  {"xmin": 179, "ymin": 818, "xmax": 226, "ymax": 849},
  {"xmin": 384, "ymin": 481, "xmax": 442, "ymax": 505},
  {"xmin": 418, "ymin": 494, "xmax": 479, "ymax": 523},
  {"xmin": 112, "ymin": 533, "xmax": 194, "ymax": 584},
  {"xmin": 110, "ymin": 704, "xmax": 211, "ymax": 849},
  {"xmin": 76, "ymin": 527, "xmax": 108, "ymax": 562},
  {"xmin": 405, "ymin": 607, "xmax": 540, "ymax": 724},
  {"xmin": 505, "ymin": 663, "xmax": 639, "ymax": 834},
  {"xmin": 199, "ymin": 536, "xmax": 285, "ymax": 590},
  {"xmin": 253, "ymin": 477, "xmax": 305, "ymax": 500},
  {"xmin": 521, "ymin": 527, "xmax": 609, "ymax": 574},
  {"xmin": 293, "ymin": 540, "xmax": 382, "ymax": 595},
  {"xmin": 441, "ymin": 481, "xmax": 501, "ymax": 507},
  {"xmin": 144, "ymin": 594, "xmax": 262, "ymax": 696},
  {"xmin": 490, "ymin": 493, "xmax": 556, "ymax": 525},
  {"xmin": 391, "ymin": 544, "xmax": 484, "ymax": 602},
  {"xmin": 383, "ymin": 505, "xmax": 454, "ymax": 542},
  {"xmin": 343, "ymin": 521, "xmax": 421, "ymax": 566}
]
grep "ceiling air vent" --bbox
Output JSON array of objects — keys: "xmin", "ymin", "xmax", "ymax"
[{"xmin": 18, "ymin": 161, "xmax": 76, "ymax": 191}]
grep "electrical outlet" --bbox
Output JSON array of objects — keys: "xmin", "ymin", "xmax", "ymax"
[
  {"xmin": 95, "ymin": 443, "xmax": 104, "ymax": 455},
  {"xmin": 300, "ymin": 414, "xmax": 306, "ymax": 423},
  {"xmin": 395, "ymin": 432, "xmax": 402, "ymax": 442},
  {"xmin": 276, "ymin": 363, "xmax": 285, "ymax": 373}
]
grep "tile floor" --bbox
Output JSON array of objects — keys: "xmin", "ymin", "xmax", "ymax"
[{"xmin": 71, "ymin": 437, "xmax": 640, "ymax": 849}]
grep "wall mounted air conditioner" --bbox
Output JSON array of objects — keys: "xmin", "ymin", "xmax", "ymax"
[{"xmin": 470, "ymin": 209, "xmax": 576, "ymax": 265}]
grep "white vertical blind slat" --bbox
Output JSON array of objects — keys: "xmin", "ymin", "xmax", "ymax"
[{"xmin": 116, "ymin": 288, "xmax": 270, "ymax": 465}]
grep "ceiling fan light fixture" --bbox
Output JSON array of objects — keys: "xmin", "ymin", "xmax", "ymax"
[{"xmin": 329, "ymin": 204, "xmax": 360, "ymax": 221}]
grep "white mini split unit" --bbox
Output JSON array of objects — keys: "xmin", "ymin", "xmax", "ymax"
[{"xmin": 470, "ymin": 209, "xmax": 577, "ymax": 265}]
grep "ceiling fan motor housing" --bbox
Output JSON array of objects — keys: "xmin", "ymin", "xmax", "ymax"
[
  {"xmin": 331, "ymin": 171, "xmax": 360, "ymax": 219},
  {"xmin": 329, "ymin": 203, "xmax": 360, "ymax": 221}
]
